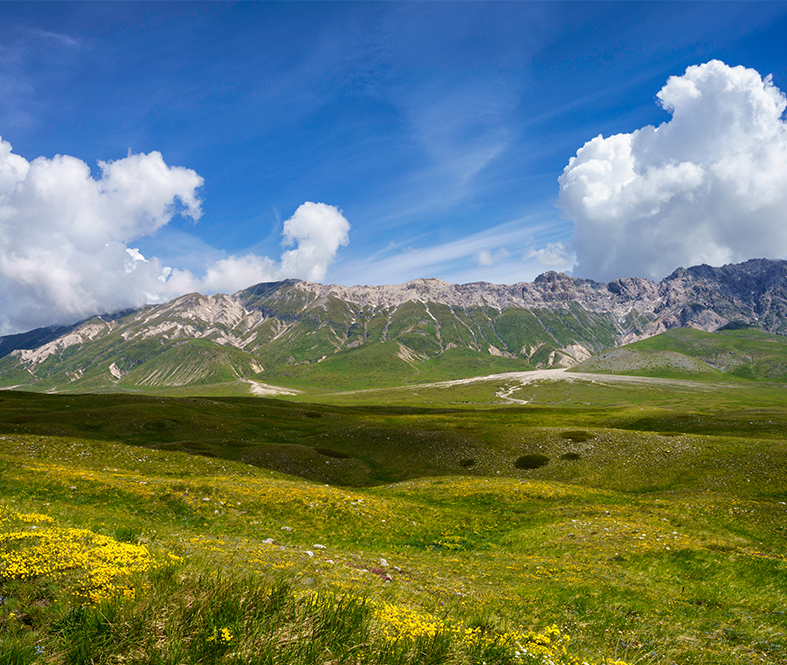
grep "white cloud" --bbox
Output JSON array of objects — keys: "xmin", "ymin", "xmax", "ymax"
[
  {"xmin": 525, "ymin": 242, "xmax": 575, "ymax": 270},
  {"xmin": 162, "ymin": 202, "xmax": 351, "ymax": 295},
  {"xmin": 0, "ymin": 139, "xmax": 204, "ymax": 333},
  {"xmin": 201, "ymin": 255, "xmax": 280, "ymax": 294},
  {"xmin": 475, "ymin": 247, "xmax": 510, "ymax": 267},
  {"xmin": 476, "ymin": 249, "xmax": 495, "ymax": 266},
  {"xmin": 558, "ymin": 60, "xmax": 787, "ymax": 281},
  {"xmin": 0, "ymin": 137, "xmax": 28, "ymax": 191},
  {"xmin": 280, "ymin": 201, "xmax": 351, "ymax": 281},
  {"xmin": 0, "ymin": 136, "xmax": 350, "ymax": 334}
]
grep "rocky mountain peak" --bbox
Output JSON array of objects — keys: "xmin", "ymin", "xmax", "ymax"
[{"xmin": 533, "ymin": 270, "xmax": 575, "ymax": 284}]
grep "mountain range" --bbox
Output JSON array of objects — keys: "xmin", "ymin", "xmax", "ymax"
[{"xmin": 1, "ymin": 258, "xmax": 786, "ymax": 393}]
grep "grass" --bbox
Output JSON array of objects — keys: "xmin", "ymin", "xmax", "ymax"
[
  {"xmin": 574, "ymin": 328, "xmax": 787, "ymax": 382},
  {"xmin": 258, "ymin": 344, "xmax": 533, "ymax": 392},
  {"xmin": 2, "ymin": 376, "xmax": 787, "ymax": 492},
  {"xmin": 1, "ymin": 372, "xmax": 786, "ymax": 663}
]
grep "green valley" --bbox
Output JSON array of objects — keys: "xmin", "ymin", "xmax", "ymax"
[
  {"xmin": 2, "ymin": 261, "xmax": 787, "ymax": 663},
  {"xmin": 2, "ymin": 365, "xmax": 786, "ymax": 664}
]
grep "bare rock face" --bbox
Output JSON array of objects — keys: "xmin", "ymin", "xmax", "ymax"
[
  {"xmin": 657, "ymin": 259, "xmax": 787, "ymax": 334},
  {"xmin": 12, "ymin": 319, "xmax": 113, "ymax": 365},
  {"xmin": 262, "ymin": 258, "xmax": 787, "ymax": 338},
  {"xmin": 0, "ymin": 258, "xmax": 785, "ymax": 389}
]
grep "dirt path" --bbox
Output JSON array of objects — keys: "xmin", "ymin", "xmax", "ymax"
[
  {"xmin": 325, "ymin": 368, "xmax": 721, "ymax": 402},
  {"xmin": 243, "ymin": 379, "xmax": 302, "ymax": 397}
]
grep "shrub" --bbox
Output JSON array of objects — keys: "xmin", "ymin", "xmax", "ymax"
[
  {"xmin": 514, "ymin": 454, "xmax": 550, "ymax": 470},
  {"xmin": 560, "ymin": 452, "xmax": 581, "ymax": 461},
  {"xmin": 459, "ymin": 458, "xmax": 476, "ymax": 469},
  {"xmin": 314, "ymin": 447, "xmax": 351, "ymax": 459},
  {"xmin": 559, "ymin": 430, "xmax": 593, "ymax": 442}
]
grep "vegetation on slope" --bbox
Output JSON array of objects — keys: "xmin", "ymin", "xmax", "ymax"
[
  {"xmin": 0, "ymin": 292, "xmax": 642, "ymax": 393},
  {"xmin": 259, "ymin": 343, "xmax": 532, "ymax": 392},
  {"xmin": 4, "ymin": 258, "xmax": 787, "ymax": 394},
  {"xmin": 574, "ymin": 328, "xmax": 787, "ymax": 382}
]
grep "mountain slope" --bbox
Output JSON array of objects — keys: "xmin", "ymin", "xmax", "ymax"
[
  {"xmin": 574, "ymin": 326, "xmax": 787, "ymax": 382},
  {"xmin": 1, "ymin": 258, "xmax": 786, "ymax": 392}
]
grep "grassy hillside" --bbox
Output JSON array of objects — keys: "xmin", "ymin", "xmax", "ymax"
[
  {"xmin": 2, "ymin": 375, "xmax": 786, "ymax": 664},
  {"xmin": 259, "ymin": 343, "xmax": 533, "ymax": 392},
  {"xmin": 574, "ymin": 328, "xmax": 787, "ymax": 382},
  {"xmin": 2, "ymin": 377, "xmax": 787, "ymax": 490},
  {"xmin": 2, "ymin": 429, "xmax": 786, "ymax": 665}
]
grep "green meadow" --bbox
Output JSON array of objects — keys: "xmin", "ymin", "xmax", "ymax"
[{"xmin": 1, "ymin": 353, "xmax": 786, "ymax": 663}]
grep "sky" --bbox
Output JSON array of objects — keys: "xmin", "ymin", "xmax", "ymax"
[{"xmin": 1, "ymin": 2, "xmax": 787, "ymax": 334}]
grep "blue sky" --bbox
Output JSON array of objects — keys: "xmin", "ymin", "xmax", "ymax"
[{"xmin": 2, "ymin": 2, "xmax": 787, "ymax": 332}]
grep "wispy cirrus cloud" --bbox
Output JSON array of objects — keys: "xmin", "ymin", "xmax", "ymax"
[
  {"xmin": 27, "ymin": 29, "xmax": 83, "ymax": 48},
  {"xmin": 398, "ymin": 75, "xmax": 515, "ymax": 189},
  {"xmin": 333, "ymin": 212, "xmax": 571, "ymax": 286}
]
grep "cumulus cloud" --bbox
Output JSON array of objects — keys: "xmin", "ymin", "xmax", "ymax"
[
  {"xmin": 0, "ymin": 137, "xmax": 350, "ymax": 334},
  {"xmin": 169, "ymin": 202, "xmax": 351, "ymax": 294},
  {"xmin": 0, "ymin": 138, "xmax": 204, "ymax": 333},
  {"xmin": 279, "ymin": 202, "xmax": 351, "ymax": 281},
  {"xmin": 558, "ymin": 60, "xmax": 787, "ymax": 282}
]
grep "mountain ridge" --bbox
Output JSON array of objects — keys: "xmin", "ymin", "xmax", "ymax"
[{"xmin": 1, "ymin": 258, "xmax": 785, "ymax": 392}]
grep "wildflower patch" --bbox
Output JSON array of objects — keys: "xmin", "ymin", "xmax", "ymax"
[{"xmin": 0, "ymin": 505, "xmax": 155, "ymax": 603}]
